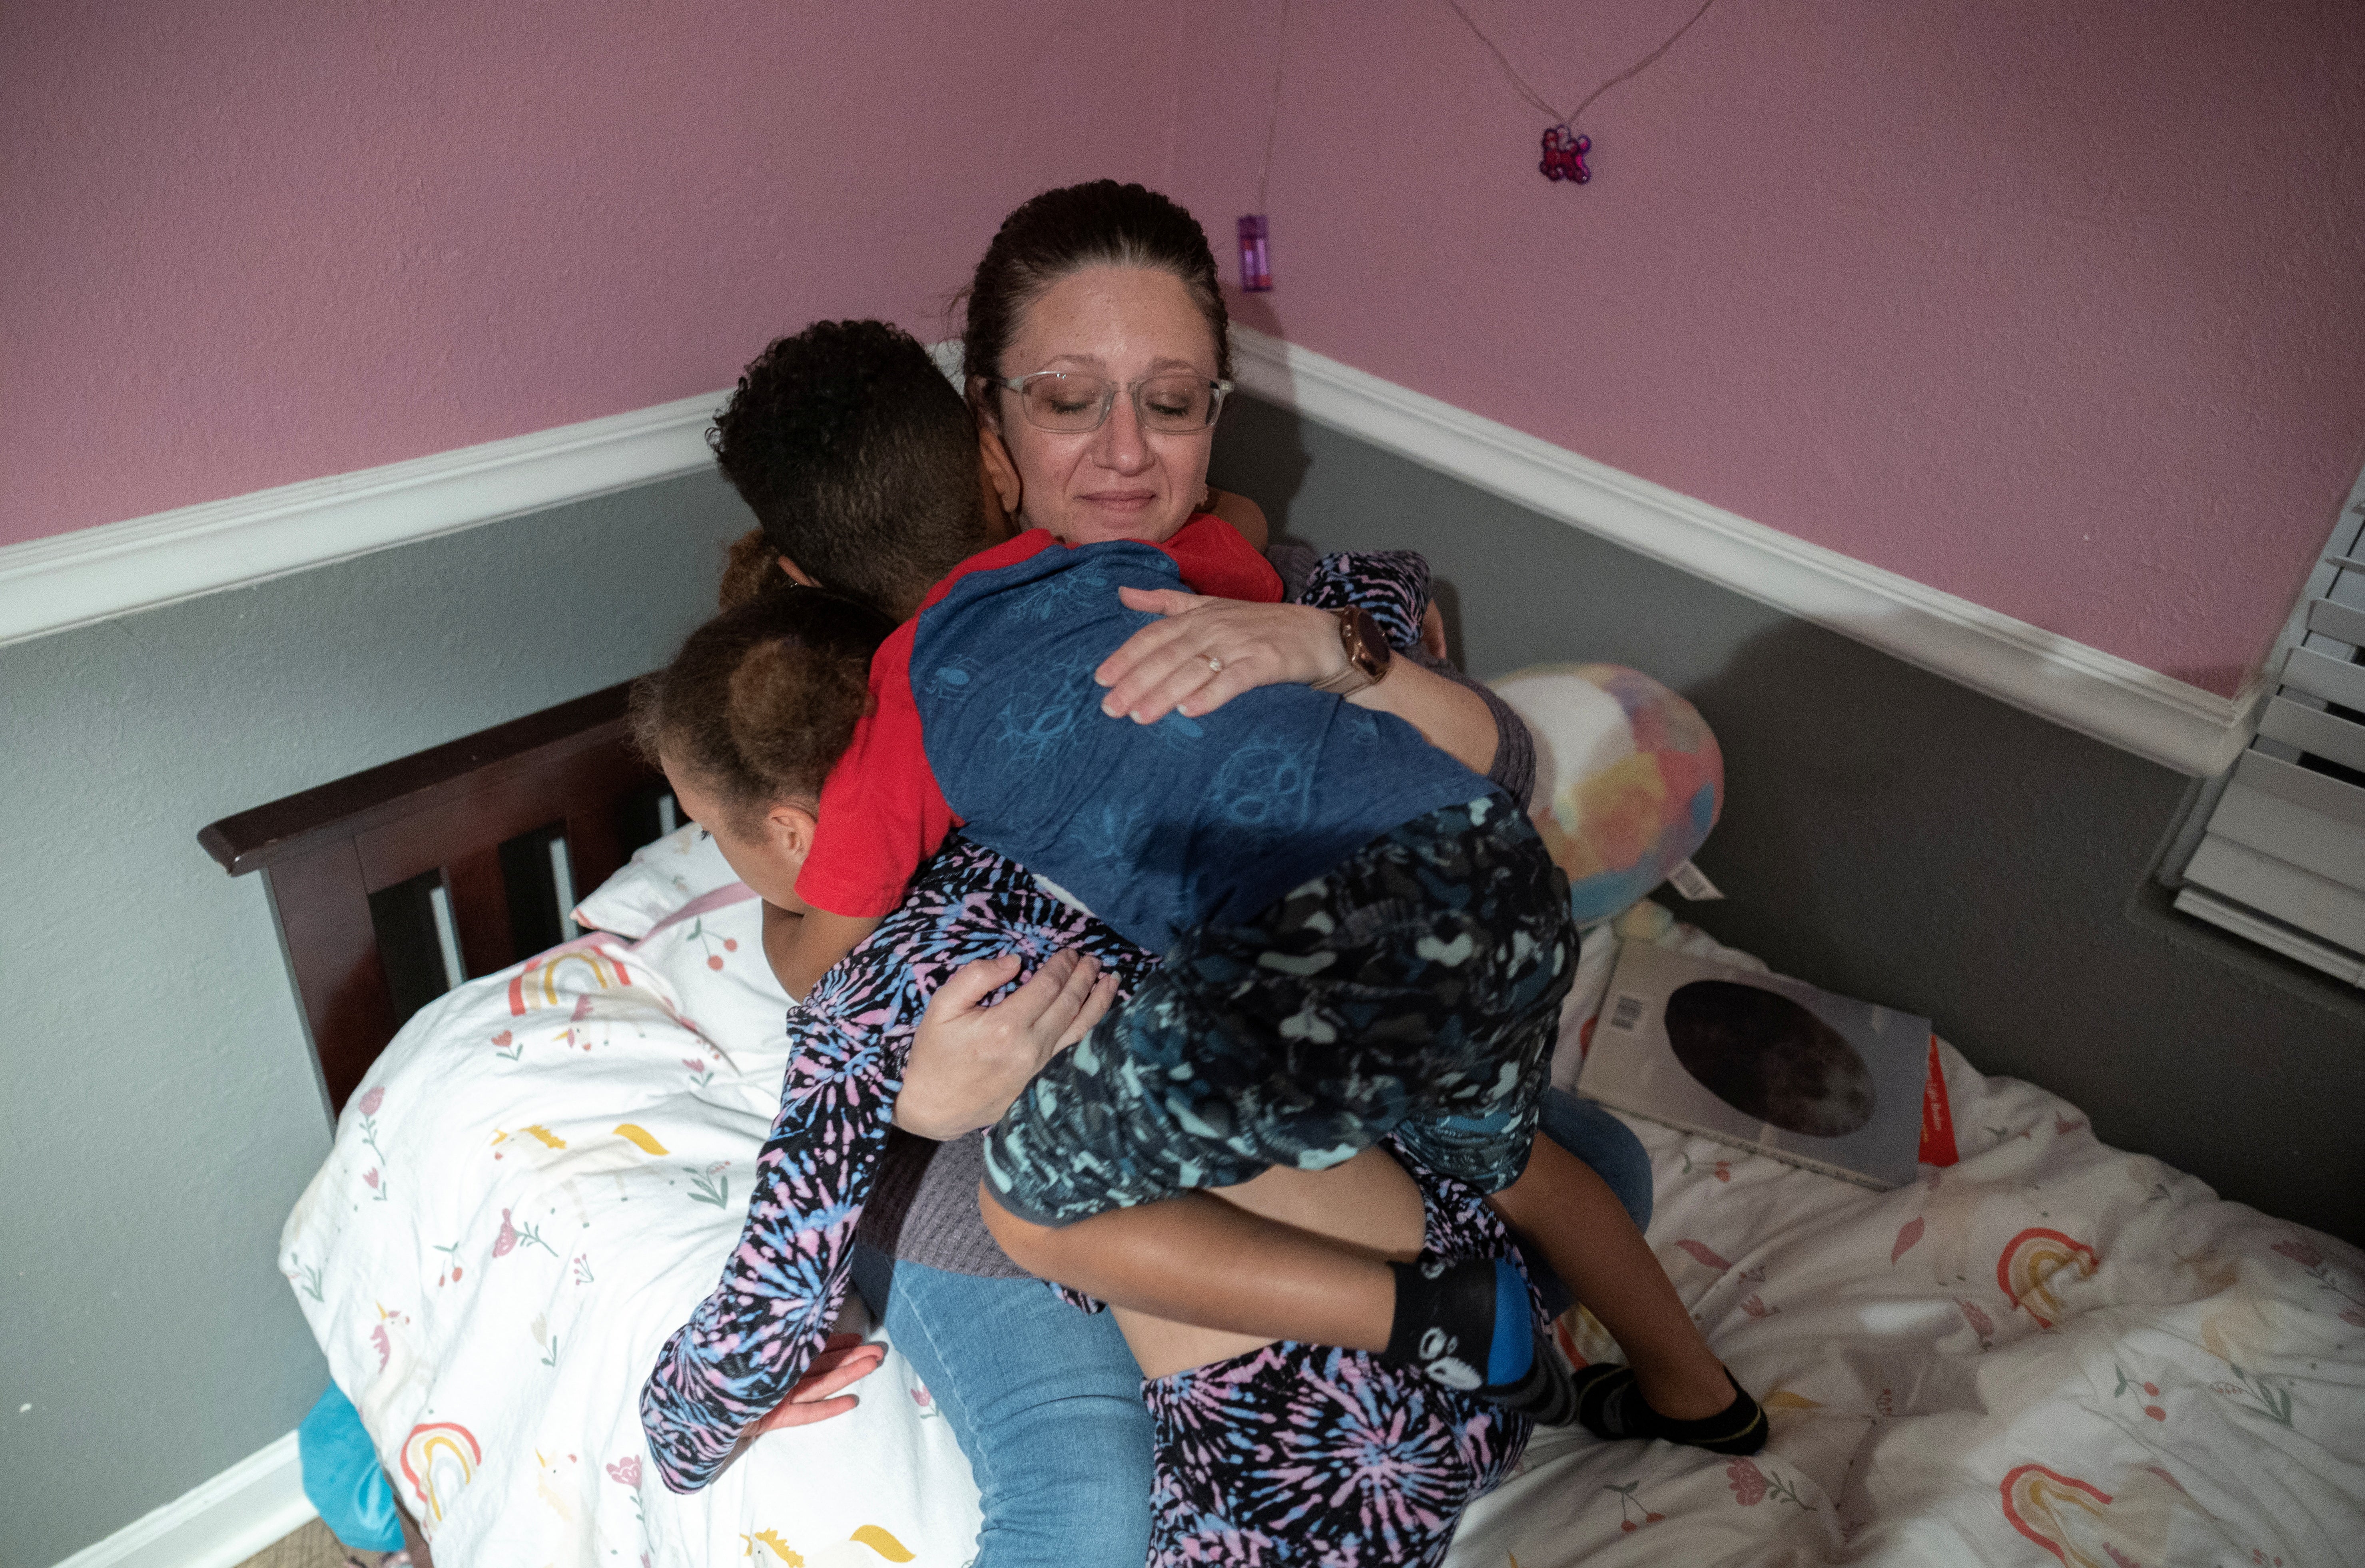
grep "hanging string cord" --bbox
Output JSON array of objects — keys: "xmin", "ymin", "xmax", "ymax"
[
  {"xmin": 1444, "ymin": 0, "xmax": 1724, "ymax": 128},
  {"xmin": 1443, "ymin": 0, "xmax": 1564, "ymax": 121},
  {"xmin": 1256, "ymin": 0, "xmax": 1292, "ymax": 209},
  {"xmin": 1566, "ymin": 0, "xmax": 1721, "ymax": 126}
]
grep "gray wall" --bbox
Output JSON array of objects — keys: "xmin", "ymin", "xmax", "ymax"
[
  {"xmin": 8, "ymin": 399, "xmax": 2360, "ymax": 1564},
  {"xmin": 0, "ymin": 472, "xmax": 750, "ymax": 1568},
  {"xmin": 1212, "ymin": 395, "xmax": 2365, "ymax": 1251}
]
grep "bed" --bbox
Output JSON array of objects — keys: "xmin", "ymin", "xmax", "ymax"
[{"xmin": 206, "ymin": 681, "xmax": 2365, "ymax": 1568}]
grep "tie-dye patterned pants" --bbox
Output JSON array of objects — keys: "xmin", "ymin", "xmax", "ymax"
[
  {"xmin": 982, "ymin": 796, "xmax": 1579, "ymax": 1225},
  {"xmin": 1143, "ymin": 1153, "xmax": 1538, "ymax": 1564}
]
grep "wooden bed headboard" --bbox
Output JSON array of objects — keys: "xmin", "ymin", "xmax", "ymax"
[{"xmin": 199, "ymin": 680, "xmax": 666, "ymax": 1118}]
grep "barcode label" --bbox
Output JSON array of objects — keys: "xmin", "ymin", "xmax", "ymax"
[
  {"xmin": 1666, "ymin": 859, "xmax": 1725, "ymax": 901},
  {"xmin": 1607, "ymin": 994, "xmax": 1646, "ymax": 1032}
]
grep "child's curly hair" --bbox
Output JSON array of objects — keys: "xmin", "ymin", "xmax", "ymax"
[
  {"xmin": 708, "ymin": 319, "xmax": 988, "ymax": 620},
  {"xmin": 718, "ymin": 528, "xmax": 789, "ymax": 610},
  {"xmin": 630, "ymin": 580, "xmax": 894, "ymax": 824}
]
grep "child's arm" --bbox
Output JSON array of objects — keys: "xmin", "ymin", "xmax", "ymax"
[
  {"xmin": 1204, "ymin": 485, "xmax": 1270, "ymax": 550},
  {"xmin": 772, "ymin": 908, "xmax": 883, "ymax": 1002},
  {"xmin": 640, "ymin": 972, "xmax": 907, "ymax": 1491}
]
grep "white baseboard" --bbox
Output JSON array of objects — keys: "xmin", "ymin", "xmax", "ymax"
[
  {"xmin": 48, "ymin": 1431, "xmax": 315, "ymax": 1568},
  {"xmin": 0, "ymin": 329, "xmax": 2259, "ymax": 774},
  {"xmin": 1229, "ymin": 326, "xmax": 2260, "ymax": 777},
  {"xmin": 0, "ymin": 390, "xmax": 727, "ymax": 650}
]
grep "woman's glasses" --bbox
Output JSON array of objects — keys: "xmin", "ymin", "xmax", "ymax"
[{"xmin": 992, "ymin": 372, "xmax": 1233, "ymax": 434}]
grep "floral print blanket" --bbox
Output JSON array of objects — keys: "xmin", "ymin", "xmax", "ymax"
[
  {"xmin": 284, "ymin": 861, "xmax": 2364, "ymax": 1568},
  {"xmin": 1453, "ymin": 926, "xmax": 2365, "ymax": 1566},
  {"xmin": 283, "ymin": 882, "xmax": 987, "ymax": 1568}
]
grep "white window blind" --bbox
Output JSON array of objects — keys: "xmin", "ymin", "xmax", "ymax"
[{"xmin": 2172, "ymin": 504, "xmax": 2365, "ymax": 986}]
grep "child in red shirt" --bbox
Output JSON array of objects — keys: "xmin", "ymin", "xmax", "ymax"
[
  {"xmin": 692, "ymin": 317, "xmax": 1762, "ymax": 1464},
  {"xmin": 786, "ymin": 512, "xmax": 1282, "ymax": 946}
]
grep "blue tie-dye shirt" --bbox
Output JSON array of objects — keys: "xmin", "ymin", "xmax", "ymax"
[{"xmin": 911, "ymin": 538, "xmax": 1493, "ymax": 953}]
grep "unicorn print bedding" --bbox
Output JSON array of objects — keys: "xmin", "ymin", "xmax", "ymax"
[
  {"xmin": 283, "ymin": 831, "xmax": 985, "ymax": 1566},
  {"xmin": 282, "ymin": 827, "xmax": 2365, "ymax": 1567}
]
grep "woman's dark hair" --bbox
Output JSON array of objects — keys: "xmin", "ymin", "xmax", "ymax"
[
  {"xmin": 960, "ymin": 181, "xmax": 1232, "ymax": 420},
  {"xmin": 629, "ymin": 585, "xmax": 894, "ymax": 823},
  {"xmin": 709, "ymin": 319, "xmax": 987, "ymax": 619}
]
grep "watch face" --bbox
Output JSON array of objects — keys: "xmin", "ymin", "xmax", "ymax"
[{"xmin": 1350, "ymin": 610, "xmax": 1390, "ymax": 679}]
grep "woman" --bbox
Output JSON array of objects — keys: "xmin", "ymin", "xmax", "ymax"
[{"xmin": 832, "ymin": 182, "xmax": 1668, "ymax": 1562}]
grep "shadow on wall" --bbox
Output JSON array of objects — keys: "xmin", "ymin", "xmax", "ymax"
[
  {"xmin": 1210, "ymin": 390, "xmax": 2365, "ymax": 1245},
  {"xmin": 1677, "ymin": 617, "xmax": 2363, "ymax": 1246}
]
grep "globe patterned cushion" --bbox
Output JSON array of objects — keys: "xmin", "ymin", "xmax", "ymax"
[{"xmin": 1487, "ymin": 663, "xmax": 1723, "ymax": 922}]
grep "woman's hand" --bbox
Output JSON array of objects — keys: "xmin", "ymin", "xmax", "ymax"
[
  {"xmin": 1097, "ymin": 586, "xmax": 1498, "ymax": 777},
  {"xmin": 894, "ymin": 949, "xmax": 1117, "ymax": 1140},
  {"xmin": 1095, "ymin": 588, "xmax": 1343, "ymax": 725},
  {"xmin": 750, "ymin": 1333, "xmax": 886, "ymax": 1433}
]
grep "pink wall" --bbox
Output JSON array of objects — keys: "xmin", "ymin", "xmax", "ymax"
[
  {"xmin": 0, "ymin": 1, "xmax": 1183, "ymax": 543},
  {"xmin": 8, "ymin": 2, "xmax": 2362, "ymax": 694},
  {"xmin": 1158, "ymin": 0, "xmax": 2365, "ymax": 695}
]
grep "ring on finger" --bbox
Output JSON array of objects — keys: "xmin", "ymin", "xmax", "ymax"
[{"xmin": 1204, "ymin": 654, "xmax": 1224, "ymax": 674}]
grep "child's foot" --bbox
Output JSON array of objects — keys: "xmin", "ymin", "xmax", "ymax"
[
  {"xmin": 1383, "ymin": 1256, "xmax": 1579, "ymax": 1423},
  {"xmin": 1571, "ymin": 1364, "xmax": 1767, "ymax": 1454}
]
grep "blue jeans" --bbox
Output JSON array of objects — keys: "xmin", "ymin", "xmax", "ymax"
[
  {"xmin": 850, "ymin": 1092, "xmax": 1647, "ymax": 1568},
  {"xmin": 850, "ymin": 1244, "xmax": 1157, "ymax": 1568}
]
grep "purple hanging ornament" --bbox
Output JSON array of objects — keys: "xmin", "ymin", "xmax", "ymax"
[
  {"xmin": 1237, "ymin": 214, "xmax": 1273, "ymax": 292},
  {"xmin": 1539, "ymin": 125, "xmax": 1591, "ymax": 184}
]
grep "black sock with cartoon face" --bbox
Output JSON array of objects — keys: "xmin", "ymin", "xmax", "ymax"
[{"xmin": 1382, "ymin": 1255, "xmax": 1579, "ymax": 1424}]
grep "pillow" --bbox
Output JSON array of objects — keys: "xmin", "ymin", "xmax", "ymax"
[
  {"xmin": 574, "ymin": 823, "xmax": 743, "ymax": 939},
  {"xmin": 621, "ymin": 885, "xmax": 791, "ymax": 1088},
  {"xmin": 568, "ymin": 824, "xmax": 790, "ymax": 1083},
  {"xmin": 1486, "ymin": 663, "xmax": 1723, "ymax": 924}
]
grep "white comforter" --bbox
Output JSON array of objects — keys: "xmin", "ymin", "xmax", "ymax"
[
  {"xmin": 284, "ymin": 859, "xmax": 984, "ymax": 1568},
  {"xmin": 284, "ymin": 839, "xmax": 2365, "ymax": 1568}
]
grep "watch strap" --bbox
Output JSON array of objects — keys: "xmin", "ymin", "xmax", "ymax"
[{"xmin": 1308, "ymin": 608, "xmax": 1391, "ymax": 695}]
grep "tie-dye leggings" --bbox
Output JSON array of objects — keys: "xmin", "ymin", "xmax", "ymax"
[{"xmin": 1142, "ymin": 1153, "xmax": 1539, "ymax": 1565}]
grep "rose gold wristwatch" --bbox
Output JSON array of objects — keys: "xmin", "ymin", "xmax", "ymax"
[{"xmin": 1308, "ymin": 607, "xmax": 1393, "ymax": 695}]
